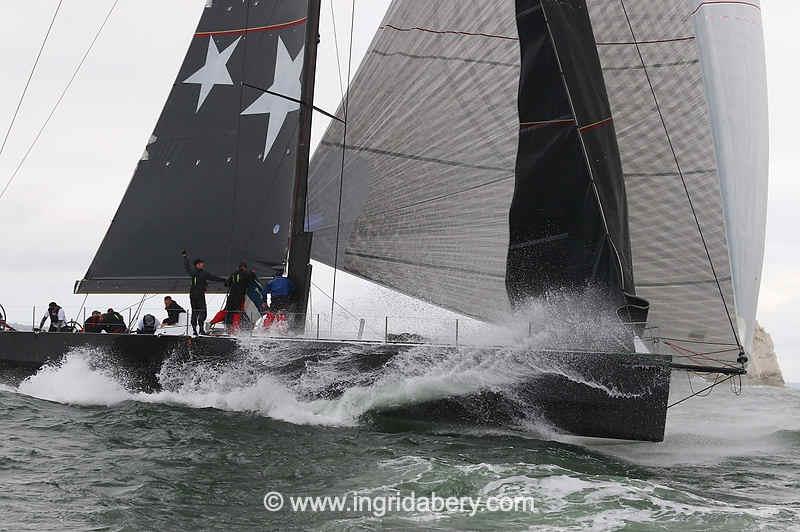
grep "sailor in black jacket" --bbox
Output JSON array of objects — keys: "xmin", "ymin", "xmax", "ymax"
[
  {"xmin": 224, "ymin": 262, "xmax": 257, "ymax": 325},
  {"xmin": 183, "ymin": 251, "xmax": 225, "ymax": 335},
  {"xmin": 162, "ymin": 296, "xmax": 186, "ymax": 326}
]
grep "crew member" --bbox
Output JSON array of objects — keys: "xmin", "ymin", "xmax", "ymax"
[
  {"xmin": 162, "ymin": 296, "xmax": 186, "ymax": 326},
  {"xmin": 224, "ymin": 262, "xmax": 257, "ymax": 327},
  {"xmin": 39, "ymin": 302, "xmax": 68, "ymax": 332},
  {"xmin": 102, "ymin": 308, "xmax": 127, "ymax": 334},
  {"xmin": 183, "ymin": 250, "xmax": 225, "ymax": 335},
  {"xmin": 136, "ymin": 313, "xmax": 158, "ymax": 335},
  {"xmin": 83, "ymin": 310, "xmax": 103, "ymax": 333},
  {"xmin": 263, "ymin": 267, "xmax": 295, "ymax": 312}
]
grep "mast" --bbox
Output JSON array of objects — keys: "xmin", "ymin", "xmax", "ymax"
[{"xmin": 287, "ymin": 0, "xmax": 322, "ymax": 322}]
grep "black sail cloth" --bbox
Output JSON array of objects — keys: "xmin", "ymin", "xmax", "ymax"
[
  {"xmin": 76, "ymin": 1, "xmax": 310, "ymax": 294},
  {"xmin": 308, "ymin": 0, "xmax": 644, "ymax": 323},
  {"xmin": 507, "ymin": 0, "xmax": 638, "ymax": 316}
]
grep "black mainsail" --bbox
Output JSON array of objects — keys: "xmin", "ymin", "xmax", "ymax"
[{"xmin": 76, "ymin": 1, "xmax": 314, "ymax": 294}]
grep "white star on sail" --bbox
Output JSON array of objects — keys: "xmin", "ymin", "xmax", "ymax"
[
  {"xmin": 183, "ymin": 37, "xmax": 241, "ymax": 112},
  {"xmin": 241, "ymin": 37, "xmax": 304, "ymax": 160}
]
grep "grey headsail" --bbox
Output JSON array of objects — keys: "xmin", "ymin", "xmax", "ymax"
[
  {"xmin": 76, "ymin": 1, "xmax": 311, "ymax": 294},
  {"xmin": 309, "ymin": 0, "xmax": 769, "ymax": 366},
  {"xmin": 308, "ymin": 0, "xmax": 639, "ymax": 322}
]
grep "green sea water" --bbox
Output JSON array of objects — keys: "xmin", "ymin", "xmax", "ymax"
[{"xmin": 1, "ymin": 350, "xmax": 798, "ymax": 531}]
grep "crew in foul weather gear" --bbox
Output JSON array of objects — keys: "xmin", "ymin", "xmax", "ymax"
[
  {"xmin": 224, "ymin": 262, "xmax": 257, "ymax": 327},
  {"xmin": 102, "ymin": 308, "xmax": 127, "ymax": 333},
  {"xmin": 136, "ymin": 314, "xmax": 158, "ymax": 335},
  {"xmin": 162, "ymin": 296, "xmax": 186, "ymax": 326},
  {"xmin": 39, "ymin": 302, "xmax": 68, "ymax": 332},
  {"xmin": 83, "ymin": 310, "xmax": 103, "ymax": 333},
  {"xmin": 263, "ymin": 269, "xmax": 295, "ymax": 312},
  {"xmin": 183, "ymin": 251, "xmax": 225, "ymax": 335}
]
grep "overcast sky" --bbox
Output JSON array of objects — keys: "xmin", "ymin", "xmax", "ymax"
[{"xmin": 0, "ymin": 1, "xmax": 796, "ymax": 379}]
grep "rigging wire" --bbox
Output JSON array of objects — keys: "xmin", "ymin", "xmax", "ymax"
[
  {"xmin": 667, "ymin": 373, "xmax": 735, "ymax": 409},
  {"xmin": 0, "ymin": 0, "xmax": 64, "ymax": 160},
  {"xmin": 311, "ymin": 280, "xmax": 384, "ymax": 337},
  {"xmin": 329, "ymin": 0, "xmax": 356, "ymax": 331},
  {"xmin": 116, "ymin": 294, "xmax": 159, "ymax": 314},
  {"xmin": 72, "ymin": 293, "xmax": 89, "ymax": 326},
  {"xmin": 617, "ymin": 0, "xmax": 742, "ymax": 352},
  {"xmin": 0, "ymin": 0, "xmax": 120, "ymax": 203},
  {"xmin": 328, "ymin": 0, "xmax": 346, "ymax": 102},
  {"xmin": 129, "ymin": 294, "xmax": 148, "ymax": 331}
]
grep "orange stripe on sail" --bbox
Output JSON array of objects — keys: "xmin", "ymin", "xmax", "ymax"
[
  {"xmin": 195, "ymin": 17, "xmax": 307, "ymax": 38},
  {"xmin": 578, "ymin": 116, "xmax": 613, "ymax": 133}
]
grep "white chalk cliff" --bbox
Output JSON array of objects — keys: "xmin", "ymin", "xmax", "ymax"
[{"xmin": 748, "ymin": 322, "xmax": 784, "ymax": 386}]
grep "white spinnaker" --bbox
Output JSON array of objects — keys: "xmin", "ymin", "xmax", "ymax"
[
  {"xmin": 693, "ymin": 0, "xmax": 768, "ymax": 354},
  {"xmin": 587, "ymin": 0, "xmax": 768, "ymax": 359}
]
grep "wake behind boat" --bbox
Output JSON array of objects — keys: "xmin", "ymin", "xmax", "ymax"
[{"xmin": 0, "ymin": 0, "xmax": 768, "ymax": 443}]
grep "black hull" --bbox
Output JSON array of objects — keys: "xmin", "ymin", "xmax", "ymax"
[{"xmin": 0, "ymin": 331, "xmax": 671, "ymax": 441}]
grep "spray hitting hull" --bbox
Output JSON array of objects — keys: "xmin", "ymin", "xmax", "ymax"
[{"xmin": 0, "ymin": 331, "xmax": 671, "ymax": 441}]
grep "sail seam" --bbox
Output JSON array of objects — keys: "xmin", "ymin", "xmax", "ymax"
[
  {"xmin": 617, "ymin": 0, "xmax": 742, "ymax": 350},
  {"xmin": 603, "ymin": 60, "xmax": 699, "ymax": 71},
  {"xmin": 371, "ymin": 50, "xmax": 517, "ymax": 69},
  {"xmin": 359, "ymin": 175, "xmax": 514, "ymax": 218},
  {"xmin": 345, "ymin": 251, "xmax": 505, "ymax": 279},
  {"xmin": 537, "ymin": 1, "xmax": 628, "ymax": 292},
  {"xmin": 625, "ymin": 169, "xmax": 715, "ymax": 178},
  {"xmin": 579, "ymin": 116, "xmax": 613, "ymax": 133},
  {"xmin": 319, "ymin": 141, "xmax": 508, "ymax": 172},
  {"xmin": 638, "ymin": 276, "xmax": 732, "ymax": 288},
  {"xmin": 380, "ymin": 24, "xmax": 518, "ymax": 41},
  {"xmin": 194, "ymin": 17, "xmax": 307, "ymax": 37},
  {"xmin": 519, "ymin": 118, "xmax": 575, "ymax": 128},
  {"xmin": 596, "ymin": 36, "xmax": 695, "ymax": 45},
  {"xmin": 689, "ymin": 1, "xmax": 761, "ymax": 19}
]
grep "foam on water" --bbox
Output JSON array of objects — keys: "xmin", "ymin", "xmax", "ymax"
[
  {"xmin": 8, "ymin": 344, "xmax": 543, "ymax": 428},
  {"xmin": 7, "ymin": 287, "xmax": 794, "ymax": 472},
  {"xmin": 17, "ymin": 351, "xmax": 131, "ymax": 406},
  {"xmin": 6, "ymin": 289, "xmax": 636, "ymax": 427},
  {"xmin": 9, "ymin": 350, "xmax": 345, "ymax": 425},
  {"xmin": 3, "ymin": 290, "xmax": 798, "ymax": 530}
]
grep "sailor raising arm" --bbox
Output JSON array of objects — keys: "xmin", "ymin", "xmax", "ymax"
[{"xmin": 183, "ymin": 250, "xmax": 225, "ymax": 336}]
